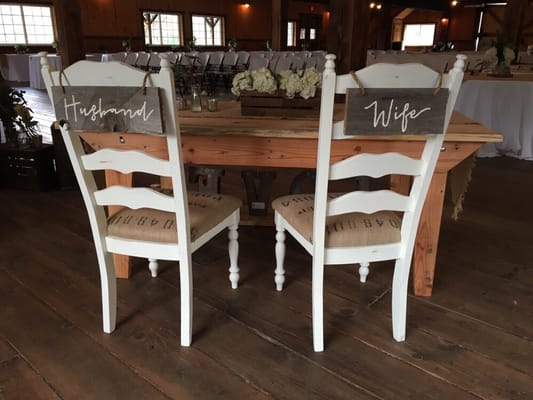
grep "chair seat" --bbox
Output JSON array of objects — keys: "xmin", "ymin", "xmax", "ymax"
[
  {"xmin": 272, "ymin": 194, "xmax": 401, "ymax": 247},
  {"xmin": 108, "ymin": 191, "xmax": 241, "ymax": 243}
]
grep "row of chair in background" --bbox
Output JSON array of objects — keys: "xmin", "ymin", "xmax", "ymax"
[{"xmin": 101, "ymin": 50, "xmax": 327, "ymax": 96}]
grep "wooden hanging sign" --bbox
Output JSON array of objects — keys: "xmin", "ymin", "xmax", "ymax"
[
  {"xmin": 51, "ymin": 86, "xmax": 163, "ymax": 134},
  {"xmin": 344, "ymin": 88, "xmax": 449, "ymax": 136}
]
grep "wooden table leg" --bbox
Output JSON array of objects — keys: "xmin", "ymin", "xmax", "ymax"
[
  {"xmin": 105, "ymin": 170, "xmax": 132, "ymax": 279},
  {"xmin": 413, "ymin": 172, "xmax": 448, "ymax": 296}
]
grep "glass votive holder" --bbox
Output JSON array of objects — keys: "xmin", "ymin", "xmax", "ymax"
[
  {"xmin": 176, "ymin": 97, "xmax": 186, "ymax": 111},
  {"xmin": 207, "ymin": 97, "xmax": 218, "ymax": 112}
]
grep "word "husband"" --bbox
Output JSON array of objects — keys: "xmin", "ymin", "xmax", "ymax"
[
  {"xmin": 364, "ymin": 99, "xmax": 431, "ymax": 133},
  {"xmin": 62, "ymin": 95, "xmax": 155, "ymax": 123}
]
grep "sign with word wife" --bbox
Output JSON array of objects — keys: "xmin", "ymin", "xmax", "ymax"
[
  {"xmin": 51, "ymin": 86, "xmax": 163, "ymax": 134},
  {"xmin": 344, "ymin": 88, "xmax": 449, "ymax": 135}
]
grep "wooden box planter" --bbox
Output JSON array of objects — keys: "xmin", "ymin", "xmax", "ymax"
[
  {"xmin": 240, "ymin": 90, "xmax": 320, "ymax": 117},
  {"xmin": 0, "ymin": 144, "xmax": 57, "ymax": 191}
]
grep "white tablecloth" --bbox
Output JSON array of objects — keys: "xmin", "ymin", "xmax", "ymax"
[
  {"xmin": 29, "ymin": 54, "xmax": 62, "ymax": 89},
  {"xmin": 0, "ymin": 54, "xmax": 30, "ymax": 82},
  {"xmin": 454, "ymin": 79, "xmax": 533, "ymax": 160}
]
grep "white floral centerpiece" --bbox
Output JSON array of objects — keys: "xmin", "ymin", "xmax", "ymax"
[
  {"xmin": 231, "ymin": 66, "xmax": 322, "ymax": 99},
  {"xmin": 483, "ymin": 35, "xmax": 515, "ymax": 67}
]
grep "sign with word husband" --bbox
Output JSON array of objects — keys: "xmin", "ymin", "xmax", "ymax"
[
  {"xmin": 51, "ymin": 86, "xmax": 163, "ymax": 134},
  {"xmin": 344, "ymin": 88, "xmax": 449, "ymax": 135}
]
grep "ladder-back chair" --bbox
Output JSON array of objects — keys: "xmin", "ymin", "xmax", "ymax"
[
  {"xmin": 272, "ymin": 54, "xmax": 465, "ymax": 351},
  {"xmin": 39, "ymin": 53, "xmax": 241, "ymax": 346}
]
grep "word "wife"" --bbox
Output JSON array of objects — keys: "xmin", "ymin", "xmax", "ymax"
[
  {"xmin": 364, "ymin": 99, "xmax": 431, "ymax": 132},
  {"xmin": 62, "ymin": 95, "xmax": 155, "ymax": 123}
]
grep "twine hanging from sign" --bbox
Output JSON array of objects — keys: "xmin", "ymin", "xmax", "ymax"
[
  {"xmin": 58, "ymin": 68, "xmax": 67, "ymax": 94},
  {"xmin": 349, "ymin": 70, "xmax": 443, "ymax": 96},
  {"xmin": 142, "ymin": 71, "xmax": 152, "ymax": 95}
]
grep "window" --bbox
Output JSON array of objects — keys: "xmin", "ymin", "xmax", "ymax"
[
  {"xmin": 0, "ymin": 4, "xmax": 55, "ymax": 45},
  {"xmin": 143, "ymin": 11, "xmax": 183, "ymax": 46},
  {"xmin": 287, "ymin": 21, "xmax": 296, "ymax": 47},
  {"xmin": 192, "ymin": 15, "xmax": 224, "ymax": 46},
  {"xmin": 402, "ymin": 24, "xmax": 436, "ymax": 49}
]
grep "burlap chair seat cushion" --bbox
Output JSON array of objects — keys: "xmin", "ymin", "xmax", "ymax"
[
  {"xmin": 272, "ymin": 194, "xmax": 402, "ymax": 247},
  {"xmin": 107, "ymin": 191, "xmax": 241, "ymax": 243}
]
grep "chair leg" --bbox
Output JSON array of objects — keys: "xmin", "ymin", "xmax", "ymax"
[
  {"xmin": 148, "ymin": 258, "xmax": 159, "ymax": 277},
  {"xmin": 391, "ymin": 258, "xmax": 410, "ymax": 342},
  {"xmin": 179, "ymin": 255, "xmax": 193, "ymax": 346},
  {"xmin": 312, "ymin": 258, "xmax": 325, "ymax": 352},
  {"xmin": 274, "ymin": 224, "xmax": 286, "ymax": 291},
  {"xmin": 358, "ymin": 262, "xmax": 370, "ymax": 283},
  {"xmin": 99, "ymin": 251, "xmax": 117, "ymax": 334},
  {"xmin": 228, "ymin": 223, "xmax": 240, "ymax": 289}
]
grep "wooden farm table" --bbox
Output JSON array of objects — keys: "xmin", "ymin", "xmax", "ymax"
[{"xmin": 81, "ymin": 101, "xmax": 501, "ymax": 296}]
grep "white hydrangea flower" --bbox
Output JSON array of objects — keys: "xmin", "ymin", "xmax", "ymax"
[
  {"xmin": 231, "ymin": 71, "xmax": 253, "ymax": 96},
  {"xmin": 503, "ymin": 47, "xmax": 515, "ymax": 64},
  {"xmin": 251, "ymin": 67, "xmax": 277, "ymax": 94},
  {"xmin": 484, "ymin": 47, "xmax": 498, "ymax": 64}
]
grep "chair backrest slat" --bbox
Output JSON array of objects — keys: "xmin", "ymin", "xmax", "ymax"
[
  {"xmin": 82, "ymin": 148, "xmax": 171, "ymax": 176},
  {"xmin": 94, "ymin": 186, "xmax": 176, "ymax": 211},
  {"xmin": 329, "ymin": 153, "xmax": 423, "ymax": 180},
  {"xmin": 327, "ymin": 190, "xmax": 411, "ymax": 216}
]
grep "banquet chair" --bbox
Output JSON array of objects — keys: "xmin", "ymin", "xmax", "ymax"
[
  {"xmin": 272, "ymin": 54, "xmax": 465, "ymax": 351},
  {"xmin": 39, "ymin": 52, "xmax": 241, "ymax": 346}
]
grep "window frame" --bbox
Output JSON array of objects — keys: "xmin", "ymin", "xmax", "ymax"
[
  {"xmin": 142, "ymin": 10, "xmax": 184, "ymax": 47},
  {"xmin": 0, "ymin": 3, "xmax": 56, "ymax": 46},
  {"xmin": 287, "ymin": 20, "xmax": 297, "ymax": 47},
  {"xmin": 402, "ymin": 23, "xmax": 436, "ymax": 49},
  {"xmin": 191, "ymin": 14, "xmax": 225, "ymax": 47}
]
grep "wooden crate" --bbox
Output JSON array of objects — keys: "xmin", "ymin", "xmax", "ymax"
[
  {"xmin": 0, "ymin": 144, "xmax": 57, "ymax": 191},
  {"xmin": 240, "ymin": 90, "xmax": 320, "ymax": 117}
]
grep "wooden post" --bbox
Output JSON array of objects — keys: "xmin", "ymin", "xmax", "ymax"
[
  {"xmin": 326, "ymin": 0, "xmax": 370, "ymax": 73},
  {"xmin": 503, "ymin": 0, "xmax": 529, "ymax": 51},
  {"xmin": 53, "ymin": 0, "xmax": 85, "ymax": 67},
  {"xmin": 272, "ymin": 0, "xmax": 282, "ymax": 51}
]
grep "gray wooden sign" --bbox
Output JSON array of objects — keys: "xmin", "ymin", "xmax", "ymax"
[
  {"xmin": 344, "ymin": 88, "xmax": 449, "ymax": 135},
  {"xmin": 51, "ymin": 86, "xmax": 163, "ymax": 134}
]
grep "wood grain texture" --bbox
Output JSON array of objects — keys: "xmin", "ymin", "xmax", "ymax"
[{"xmin": 0, "ymin": 156, "xmax": 532, "ymax": 398}]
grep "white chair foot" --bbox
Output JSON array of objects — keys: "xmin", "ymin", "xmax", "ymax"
[
  {"xmin": 148, "ymin": 258, "xmax": 159, "ymax": 277},
  {"xmin": 228, "ymin": 224, "xmax": 239, "ymax": 289},
  {"xmin": 358, "ymin": 262, "xmax": 369, "ymax": 283},
  {"xmin": 274, "ymin": 226, "xmax": 286, "ymax": 291}
]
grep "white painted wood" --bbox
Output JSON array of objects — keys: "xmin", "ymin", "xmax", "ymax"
[
  {"xmin": 329, "ymin": 153, "xmax": 422, "ymax": 180},
  {"xmin": 327, "ymin": 190, "xmax": 411, "ymax": 215},
  {"xmin": 41, "ymin": 53, "xmax": 241, "ymax": 347},
  {"xmin": 94, "ymin": 186, "xmax": 175, "ymax": 211},
  {"xmin": 82, "ymin": 148, "xmax": 171, "ymax": 176},
  {"xmin": 273, "ymin": 53, "xmax": 465, "ymax": 352}
]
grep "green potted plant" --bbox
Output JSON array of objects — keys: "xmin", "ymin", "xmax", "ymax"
[
  {"xmin": 0, "ymin": 79, "xmax": 39, "ymax": 147},
  {"xmin": 14, "ymin": 44, "xmax": 28, "ymax": 54},
  {"xmin": 228, "ymin": 38, "xmax": 237, "ymax": 52}
]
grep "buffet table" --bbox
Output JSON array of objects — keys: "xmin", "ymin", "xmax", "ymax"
[
  {"xmin": 80, "ymin": 102, "xmax": 501, "ymax": 296},
  {"xmin": 0, "ymin": 54, "xmax": 30, "ymax": 82},
  {"xmin": 455, "ymin": 74, "xmax": 533, "ymax": 160}
]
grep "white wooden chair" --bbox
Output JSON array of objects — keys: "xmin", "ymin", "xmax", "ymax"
[
  {"xmin": 39, "ymin": 52, "xmax": 241, "ymax": 347},
  {"xmin": 272, "ymin": 54, "xmax": 465, "ymax": 351}
]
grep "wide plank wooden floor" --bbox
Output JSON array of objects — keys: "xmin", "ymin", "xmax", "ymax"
[{"xmin": 1, "ymin": 87, "xmax": 532, "ymax": 399}]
